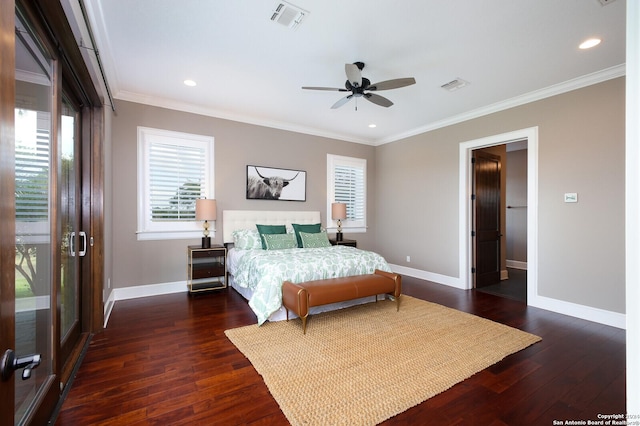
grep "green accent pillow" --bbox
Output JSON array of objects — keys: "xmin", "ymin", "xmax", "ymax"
[
  {"xmin": 300, "ymin": 231, "xmax": 331, "ymax": 248},
  {"xmin": 292, "ymin": 223, "xmax": 322, "ymax": 247},
  {"xmin": 262, "ymin": 233, "xmax": 298, "ymax": 250},
  {"xmin": 256, "ymin": 224, "xmax": 287, "ymax": 249}
]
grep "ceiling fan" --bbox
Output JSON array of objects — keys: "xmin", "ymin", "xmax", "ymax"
[{"xmin": 302, "ymin": 62, "xmax": 416, "ymax": 109}]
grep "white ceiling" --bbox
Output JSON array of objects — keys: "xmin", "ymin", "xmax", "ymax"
[{"xmin": 83, "ymin": 0, "xmax": 626, "ymax": 145}]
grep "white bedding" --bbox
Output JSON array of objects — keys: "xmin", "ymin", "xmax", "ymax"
[
  {"xmin": 229, "ymin": 245, "xmax": 391, "ymax": 325},
  {"xmin": 223, "ymin": 210, "xmax": 393, "ymax": 325}
]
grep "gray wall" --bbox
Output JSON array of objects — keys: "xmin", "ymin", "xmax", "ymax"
[
  {"xmin": 110, "ymin": 100, "xmax": 377, "ymax": 290},
  {"xmin": 109, "ymin": 77, "xmax": 625, "ymax": 315},
  {"xmin": 375, "ymin": 77, "xmax": 625, "ymax": 314}
]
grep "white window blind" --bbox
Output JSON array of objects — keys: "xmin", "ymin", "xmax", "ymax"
[
  {"xmin": 327, "ymin": 154, "xmax": 367, "ymax": 232},
  {"xmin": 334, "ymin": 164, "xmax": 365, "ymax": 221},
  {"xmin": 137, "ymin": 127, "xmax": 214, "ymax": 240},
  {"xmin": 149, "ymin": 143, "xmax": 204, "ymax": 221}
]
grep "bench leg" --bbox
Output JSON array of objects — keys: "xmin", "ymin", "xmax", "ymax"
[
  {"xmin": 301, "ymin": 316, "xmax": 308, "ymax": 334},
  {"xmin": 396, "ymin": 295, "xmax": 400, "ymax": 311}
]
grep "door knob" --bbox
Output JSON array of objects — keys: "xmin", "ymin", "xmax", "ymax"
[{"xmin": 1, "ymin": 349, "xmax": 41, "ymax": 381}]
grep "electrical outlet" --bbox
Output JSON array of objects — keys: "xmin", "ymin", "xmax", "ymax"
[{"xmin": 406, "ymin": 256, "xmax": 411, "ymax": 263}]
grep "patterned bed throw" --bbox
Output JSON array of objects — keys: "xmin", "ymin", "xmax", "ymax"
[{"xmin": 233, "ymin": 246, "xmax": 392, "ymax": 324}]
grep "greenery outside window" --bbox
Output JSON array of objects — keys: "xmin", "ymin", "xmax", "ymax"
[{"xmin": 137, "ymin": 127, "xmax": 214, "ymax": 240}]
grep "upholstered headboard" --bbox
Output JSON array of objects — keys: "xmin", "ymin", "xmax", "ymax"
[{"xmin": 222, "ymin": 210, "xmax": 322, "ymax": 244}]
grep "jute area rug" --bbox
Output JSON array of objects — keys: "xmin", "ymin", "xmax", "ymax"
[{"xmin": 225, "ymin": 296, "xmax": 541, "ymax": 425}]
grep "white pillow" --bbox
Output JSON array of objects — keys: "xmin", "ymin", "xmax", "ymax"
[{"xmin": 232, "ymin": 229, "xmax": 263, "ymax": 250}]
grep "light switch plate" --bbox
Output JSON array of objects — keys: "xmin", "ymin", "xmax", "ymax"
[{"xmin": 564, "ymin": 193, "xmax": 578, "ymax": 203}]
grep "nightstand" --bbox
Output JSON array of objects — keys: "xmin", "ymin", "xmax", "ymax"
[
  {"xmin": 329, "ymin": 238, "xmax": 357, "ymax": 248},
  {"xmin": 187, "ymin": 245, "xmax": 226, "ymax": 293}
]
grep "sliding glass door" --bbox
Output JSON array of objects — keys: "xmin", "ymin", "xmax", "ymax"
[{"xmin": 1, "ymin": 1, "xmax": 103, "ymax": 423}]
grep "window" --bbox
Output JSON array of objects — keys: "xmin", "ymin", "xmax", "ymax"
[
  {"xmin": 137, "ymin": 127, "xmax": 214, "ymax": 240},
  {"xmin": 327, "ymin": 154, "xmax": 366, "ymax": 232}
]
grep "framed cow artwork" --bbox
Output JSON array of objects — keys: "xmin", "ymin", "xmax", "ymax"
[{"xmin": 246, "ymin": 165, "xmax": 306, "ymax": 201}]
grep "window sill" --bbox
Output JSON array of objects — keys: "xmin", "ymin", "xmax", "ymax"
[{"xmin": 136, "ymin": 229, "xmax": 216, "ymax": 241}]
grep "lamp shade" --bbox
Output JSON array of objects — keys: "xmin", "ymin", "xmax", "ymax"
[
  {"xmin": 331, "ymin": 202, "xmax": 347, "ymax": 220},
  {"xmin": 195, "ymin": 199, "xmax": 217, "ymax": 221}
]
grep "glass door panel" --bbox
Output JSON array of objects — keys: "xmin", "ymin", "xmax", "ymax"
[
  {"xmin": 60, "ymin": 97, "xmax": 81, "ymax": 351},
  {"xmin": 13, "ymin": 12, "xmax": 55, "ymax": 424}
]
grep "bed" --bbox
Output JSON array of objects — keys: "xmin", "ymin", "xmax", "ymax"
[{"xmin": 223, "ymin": 210, "xmax": 393, "ymax": 325}]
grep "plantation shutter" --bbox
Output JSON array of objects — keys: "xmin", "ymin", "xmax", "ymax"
[
  {"xmin": 327, "ymin": 154, "xmax": 366, "ymax": 231},
  {"xmin": 149, "ymin": 142, "xmax": 205, "ymax": 221},
  {"xmin": 334, "ymin": 164, "xmax": 365, "ymax": 221}
]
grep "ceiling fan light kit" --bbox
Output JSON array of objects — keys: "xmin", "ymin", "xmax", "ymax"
[{"xmin": 302, "ymin": 62, "xmax": 416, "ymax": 110}]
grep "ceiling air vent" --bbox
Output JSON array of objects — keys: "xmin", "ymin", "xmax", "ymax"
[
  {"xmin": 440, "ymin": 78, "xmax": 470, "ymax": 92},
  {"xmin": 271, "ymin": 1, "xmax": 308, "ymax": 30}
]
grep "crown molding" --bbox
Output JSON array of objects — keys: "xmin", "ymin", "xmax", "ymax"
[
  {"xmin": 114, "ymin": 91, "xmax": 376, "ymax": 146},
  {"xmin": 376, "ymin": 64, "xmax": 626, "ymax": 146},
  {"xmin": 114, "ymin": 64, "xmax": 625, "ymax": 147}
]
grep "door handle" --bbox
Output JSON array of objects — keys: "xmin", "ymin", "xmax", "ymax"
[
  {"xmin": 1, "ymin": 349, "xmax": 41, "ymax": 381},
  {"xmin": 79, "ymin": 231, "xmax": 87, "ymax": 257},
  {"xmin": 69, "ymin": 231, "xmax": 76, "ymax": 257}
]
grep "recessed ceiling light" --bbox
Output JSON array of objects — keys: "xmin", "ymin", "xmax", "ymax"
[
  {"xmin": 184, "ymin": 79, "xmax": 197, "ymax": 87},
  {"xmin": 368, "ymin": 124, "xmax": 377, "ymax": 128},
  {"xmin": 579, "ymin": 38, "xmax": 601, "ymax": 49}
]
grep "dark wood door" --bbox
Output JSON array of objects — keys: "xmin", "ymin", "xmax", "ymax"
[{"xmin": 473, "ymin": 150, "xmax": 501, "ymax": 288}]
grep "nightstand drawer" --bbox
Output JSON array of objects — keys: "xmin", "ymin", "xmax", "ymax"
[
  {"xmin": 192, "ymin": 249, "xmax": 222, "ymax": 259},
  {"xmin": 191, "ymin": 263, "xmax": 225, "ymax": 279}
]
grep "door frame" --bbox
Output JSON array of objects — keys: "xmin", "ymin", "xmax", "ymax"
[{"xmin": 458, "ymin": 127, "xmax": 538, "ymax": 305}]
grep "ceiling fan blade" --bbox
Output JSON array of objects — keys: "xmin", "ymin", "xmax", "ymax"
[
  {"xmin": 345, "ymin": 63, "xmax": 362, "ymax": 88},
  {"xmin": 331, "ymin": 95, "xmax": 353, "ymax": 109},
  {"xmin": 368, "ymin": 77, "xmax": 416, "ymax": 91},
  {"xmin": 302, "ymin": 86, "xmax": 349, "ymax": 91},
  {"xmin": 364, "ymin": 93, "xmax": 393, "ymax": 107}
]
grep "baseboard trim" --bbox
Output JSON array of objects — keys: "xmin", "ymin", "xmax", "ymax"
[
  {"xmin": 506, "ymin": 260, "xmax": 527, "ymax": 270},
  {"xmin": 501, "ymin": 269, "xmax": 509, "ymax": 280},
  {"xmin": 114, "ymin": 281, "xmax": 187, "ymax": 301},
  {"xmin": 102, "ymin": 281, "xmax": 187, "ymax": 328},
  {"xmin": 390, "ymin": 264, "xmax": 625, "ymax": 329},
  {"xmin": 389, "ymin": 264, "xmax": 465, "ymax": 289},
  {"xmin": 103, "ymin": 291, "xmax": 115, "ymax": 328},
  {"xmin": 105, "ymin": 272, "xmax": 626, "ymax": 330},
  {"xmin": 529, "ymin": 294, "xmax": 625, "ymax": 329}
]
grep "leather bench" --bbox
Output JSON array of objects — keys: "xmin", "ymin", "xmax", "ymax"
[{"xmin": 282, "ymin": 269, "xmax": 402, "ymax": 334}]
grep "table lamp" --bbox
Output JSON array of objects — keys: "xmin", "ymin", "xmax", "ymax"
[
  {"xmin": 331, "ymin": 202, "xmax": 347, "ymax": 242},
  {"xmin": 195, "ymin": 198, "xmax": 217, "ymax": 248}
]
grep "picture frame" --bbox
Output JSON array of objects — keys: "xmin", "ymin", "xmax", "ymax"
[{"xmin": 246, "ymin": 165, "xmax": 306, "ymax": 201}]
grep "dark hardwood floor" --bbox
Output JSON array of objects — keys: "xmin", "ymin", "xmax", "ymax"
[{"xmin": 53, "ymin": 276, "xmax": 625, "ymax": 425}]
